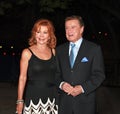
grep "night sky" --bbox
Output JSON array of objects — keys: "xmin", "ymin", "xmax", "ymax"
[{"xmin": 0, "ymin": 0, "xmax": 120, "ymax": 60}]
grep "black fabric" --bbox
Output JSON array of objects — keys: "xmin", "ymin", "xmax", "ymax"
[{"xmin": 24, "ymin": 49, "xmax": 58, "ymax": 106}]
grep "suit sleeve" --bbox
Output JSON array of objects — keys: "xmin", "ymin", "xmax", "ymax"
[
  {"xmin": 55, "ymin": 53, "xmax": 63, "ymax": 89},
  {"xmin": 81, "ymin": 46, "xmax": 105, "ymax": 95}
]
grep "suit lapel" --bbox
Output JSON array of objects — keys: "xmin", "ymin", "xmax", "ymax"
[
  {"xmin": 63, "ymin": 42, "xmax": 71, "ymax": 68},
  {"xmin": 73, "ymin": 39, "xmax": 86, "ymax": 68}
]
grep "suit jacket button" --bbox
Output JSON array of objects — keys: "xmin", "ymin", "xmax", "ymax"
[{"xmin": 71, "ymin": 70, "xmax": 73, "ymax": 72}]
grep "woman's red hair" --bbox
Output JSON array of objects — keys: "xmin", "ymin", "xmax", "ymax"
[{"xmin": 29, "ymin": 19, "xmax": 56, "ymax": 48}]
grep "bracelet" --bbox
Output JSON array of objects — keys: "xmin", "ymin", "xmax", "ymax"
[{"xmin": 16, "ymin": 99, "xmax": 24, "ymax": 104}]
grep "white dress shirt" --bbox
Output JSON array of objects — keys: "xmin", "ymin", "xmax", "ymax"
[{"xmin": 69, "ymin": 37, "xmax": 83, "ymax": 62}]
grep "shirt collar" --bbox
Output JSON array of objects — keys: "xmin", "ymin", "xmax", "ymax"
[{"xmin": 70, "ymin": 37, "xmax": 83, "ymax": 48}]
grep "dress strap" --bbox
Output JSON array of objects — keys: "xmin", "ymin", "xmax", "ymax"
[{"xmin": 28, "ymin": 48, "xmax": 33, "ymax": 55}]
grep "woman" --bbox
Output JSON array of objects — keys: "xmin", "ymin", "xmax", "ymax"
[{"xmin": 16, "ymin": 19, "xmax": 58, "ymax": 114}]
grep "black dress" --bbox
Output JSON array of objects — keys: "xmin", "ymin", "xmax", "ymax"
[{"xmin": 23, "ymin": 49, "xmax": 58, "ymax": 114}]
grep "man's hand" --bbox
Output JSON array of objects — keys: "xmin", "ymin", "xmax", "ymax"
[
  {"xmin": 62, "ymin": 82, "xmax": 74, "ymax": 95},
  {"xmin": 70, "ymin": 85, "xmax": 83, "ymax": 97},
  {"xmin": 62, "ymin": 83, "xmax": 83, "ymax": 96}
]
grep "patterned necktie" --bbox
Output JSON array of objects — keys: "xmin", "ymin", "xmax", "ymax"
[{"xmin": 69, "ymin": 43, "xmax": 75, "ymax": 68}]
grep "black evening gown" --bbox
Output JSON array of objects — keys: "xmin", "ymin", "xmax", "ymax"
[{"xmin": 23, "ymin": 49, "xmax": 58, "ymax": 114}]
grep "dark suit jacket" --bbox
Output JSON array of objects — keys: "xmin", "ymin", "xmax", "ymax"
[{"xmin": 56, "ymin": 39, "xmax": 105, "ymax": 114}]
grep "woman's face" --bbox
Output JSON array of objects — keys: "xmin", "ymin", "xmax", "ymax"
[{"xmin": 35, "ymin": 25, "xmax": 50, "ymax": 45}]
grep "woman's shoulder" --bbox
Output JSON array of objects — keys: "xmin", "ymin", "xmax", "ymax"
[
  {"xmin": 21, "ymin": 48, "xmax": 32, "ymax": 60},
  {"xmin": 22, "ymin": 48, "xmax": 31, "ymax": 54}
]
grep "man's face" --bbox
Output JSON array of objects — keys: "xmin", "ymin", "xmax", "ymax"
[{"xmin": 65, "ymin": 19, "xmax": 84, "ymax": 43}]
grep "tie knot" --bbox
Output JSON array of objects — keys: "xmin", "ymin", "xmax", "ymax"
[{"xmin": 71, "ymin": 43, "xmax": 75, "ymax": 48}]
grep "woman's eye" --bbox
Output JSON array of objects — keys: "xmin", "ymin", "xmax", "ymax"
[{"xmin": 36, "ymin": 32, "xmax": 40, "ymax": 33}]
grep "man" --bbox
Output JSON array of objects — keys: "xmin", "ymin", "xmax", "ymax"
[{"xmin": 56, "ymin": 15, "xmax": 105, "ymax": 114}]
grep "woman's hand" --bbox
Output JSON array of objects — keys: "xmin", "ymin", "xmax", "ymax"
[{"xmin": 16, "ymin": 103, "xmax": 24, "ymax": 114}]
